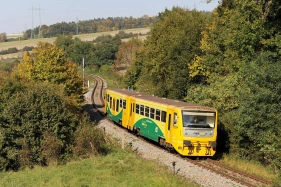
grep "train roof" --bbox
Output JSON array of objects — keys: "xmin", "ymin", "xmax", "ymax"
[{"xmin": 106, "ymin": 88, "xmax": 216, "ymax": 112}]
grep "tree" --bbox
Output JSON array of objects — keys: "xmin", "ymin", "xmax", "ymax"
[
  {"xmin": 12, "ymin": 42, "xmax": 83, "ymax": 106},
  {"xmin": 92, "ymin": 35, "xmax": 121, "ymax": 68},
  {"xmin": 131, "ymin": 7, "xmax": 209, "ymax": 99},
  {"xmin": 0, "ymin": 79, "xmax": 79, "ymax": 170},
  {"xmin": 0, "ymin": 33, "xmax": 7, "ymax": 42},
  {"xmin": 114, "ymin": 38, "xmax": 143, "ymax": 72}
]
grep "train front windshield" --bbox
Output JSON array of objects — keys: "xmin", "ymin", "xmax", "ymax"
[{"xmin": 182, "ymin": 111, "xmax": 215, "ymax": 128}]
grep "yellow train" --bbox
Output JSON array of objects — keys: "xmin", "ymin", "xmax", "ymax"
[{"xmin": 104, "ymin": 88, "xmax": 218, "ymax": 156}]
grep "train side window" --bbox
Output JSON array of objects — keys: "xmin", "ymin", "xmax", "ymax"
[
  {"xmin": 173, "ymin": 113, "xmax": 178, "ymax": 127},
  {"xmin": 150, "ymin": 108, "xmax": 155, "ymax": 119},
  {"xmin": 133, "ymin": 103, "xmax": 135, "ymax": 113},
  {"xmin": 161, "ymin": 111, "xmax": 167, "ymax": 122},
  {"xmin": 168, "ymin": 114, "xmax": 171, "ymax": 130},
  {"xmin": 123, "ymin": 100, "xmax": 126, "ymax": 109},
  {"xmin": 136, "ymin": 104, "xmax": 140, "ymax": 114},
  {"xmin": 120, "ymin": 98, "xmax": 123, "ymax": 108},
  {"xmin": 110, "ymin": 97, "xmax": 112, "ymax": 109},
  {"xmin": 140, "ymin": 105, "xmax": 144, "ymax": 115},
  {"xmin": 156, "ymin": 109, "xmax": 160, "ymax": 121},
  {"xmin": 145, "ymin": 106, "xmax": 149, "ymax": 117},
  {"xmin": 107, "ymin": 94, "xmax": 109, "ymax": 102},
  {"xmin": 116, "ymin": 99, "xmax": 119, "ymax": 112},
  {"xmin": 113, "ymin": 99, "xmax": 116, "ymax": 111}
]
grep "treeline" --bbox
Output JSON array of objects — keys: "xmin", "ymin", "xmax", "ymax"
[{"xmin": 23, "ymin": 16, "xmax": 157, "ymax": 39}]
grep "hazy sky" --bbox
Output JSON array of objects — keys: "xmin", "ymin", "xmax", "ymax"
[{"xmin": 0, "ymin": 0, "xmax": 219, "ymax": 34}]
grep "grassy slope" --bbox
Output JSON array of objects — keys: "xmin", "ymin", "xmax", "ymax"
[{"xmin": 0, "ymin": 150, "xmax": 198, "ymax": 187}]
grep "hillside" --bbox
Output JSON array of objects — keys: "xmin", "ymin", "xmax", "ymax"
[{"xmin": 0, "ymin": 28, "xmax": 150, "ymax": 60}]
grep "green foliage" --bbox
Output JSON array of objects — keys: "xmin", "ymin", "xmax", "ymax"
[
  {"xmin": 225, "ymin": 51, "xmax": 281, "ymax": 169},
  {"xmin": 0, "ymin": 47, "xmax": 19, "ymax": 55},
  {"xmin": 54, "ymin": 35, "xmax": 74, "ymax": 51},
  {"xmin": 128, "ymin": 7, "xmax": 209, "ymax": 99},
  {"xmin": 0, "ymin": 80, "xmax": 79, "ymax": 170},
  {"xmin": 92, "ymin": 35, "xmax": 121, "ymax": 68},
  {"xmin": 73, "ymin": 118, "xmax": 110, "ymax": 157},
  {"xmin": 13, "ymin": 42, "xmax": 83, "ymax": 106},
  {"xmin": 55, "ymin": 36, "xmax": 95, "ymax": 68},
  {"xmin": 189, "ymin": 1, "xmax": 265, "ymax": 82},
  {"xmin": 22, "ymin": 46, "xmax": 34, "ymax": 51}
]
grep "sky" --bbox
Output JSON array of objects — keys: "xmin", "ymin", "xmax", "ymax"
[{"xmin": 0, "ymin": 0, "xmax": 219, "ymax": 34}]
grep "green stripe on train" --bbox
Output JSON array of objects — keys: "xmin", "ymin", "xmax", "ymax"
[
  {"xmin": 106, "ymin": 104, "xmax": 123, "ymax": 123},
  {"xmin": 134, "ymin": 118, "xmax": 164, "ymax": 142}
]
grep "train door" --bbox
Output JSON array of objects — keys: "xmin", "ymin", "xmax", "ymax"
[
  {"xmin": 166, "ymin": 107, "xmax": 180, "ymax": 147},
  {"xmin": 113, "ymin": 98, "xmax": 116, "ymax": 116},
  {"xmin": 121, "ymin": 96, "xmax": 130, "ymax": 128},
  {"xmin": 165, "ymin": 108, "xmax": 173, "ymax": 144},
  {"xmin": 128, "ymin": 98, "xmax": 136, "ymax": 131}
]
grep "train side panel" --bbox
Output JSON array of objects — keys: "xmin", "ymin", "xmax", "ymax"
[
  {"xmin": 131, "ymin": 99, "xmax": 166, "ymax": 142},
  {"xmin": 105, "ymin": 89, "xmax": 130, "ymax": 127}
]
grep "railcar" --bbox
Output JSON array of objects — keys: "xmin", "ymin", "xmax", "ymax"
[{"xmin": 104, "ymin": 88, "xmax": 218, "ymax": 156}]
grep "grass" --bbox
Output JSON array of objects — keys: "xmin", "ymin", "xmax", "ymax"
[
  {"xmin": 221, "ymin": 154, "xmax": 279, "ymax": 183},
  {"xmin": 0, "ymin": 149, "xmax": 198, "ymax": 187}
]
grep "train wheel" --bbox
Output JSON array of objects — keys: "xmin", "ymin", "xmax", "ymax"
[{"xmin": 136, "ymin": 128, "xmax": 140, "ymax": 137}]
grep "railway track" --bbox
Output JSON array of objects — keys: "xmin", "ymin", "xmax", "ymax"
[
  {"xmin": 89, "ymin": 75, "xmax": 274, "ymax": 187},
  {"xmin": 187, "ymin": 158, "xmax": 274, "ymax": 187}
]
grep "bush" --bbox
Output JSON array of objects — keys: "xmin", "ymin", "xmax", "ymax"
[
  {"xmin": 22, "ymin": 46, "xmax": 34, "ymax": 51},
  {"xmin": 0, "ymin": 80, "xmax": 79, "ymax": 170},
  {"xmin": 0, "ymin": 47, "xmax": 19, "ymax": 55},
  {"xmin": 73, "ymin": 117, "xmax": 110, "ymax": 158}
]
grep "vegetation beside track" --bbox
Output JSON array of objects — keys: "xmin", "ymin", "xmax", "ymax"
[{"xmin": 0, "ymin": 146, "xmax": 197, "ymax": 187}]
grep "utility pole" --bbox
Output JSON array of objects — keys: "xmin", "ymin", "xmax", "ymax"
[
  {"xmin": 29, "ymin": 5, "xmax": 44, "ymax": 39},
  {"xmin": 29, "ymin": 6, "xmax": 35, "ymax": 39},
  {"xmin": 82, "ymin": 57, "xmax": 85, "ymax": 87},
  {"xmin": 76, "ymin": 17, "xmax": 79, "ymax": 35},
  {"xmin": 38, "ymin": 5, "xmax": 44, "ymax": 38}
]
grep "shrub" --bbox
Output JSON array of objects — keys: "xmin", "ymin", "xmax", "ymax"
[{"xmin": 73, "ymin": 117, "xmax": 110, "ymax": 158}]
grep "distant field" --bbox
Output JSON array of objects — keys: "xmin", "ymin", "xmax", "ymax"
[
  {"xmin": 6, "ymin": 33, "xmax": 24, "ymax": 39},
  {"xmin": 0, "ymin": 28, "xmax": 150, "ymax": 51}
]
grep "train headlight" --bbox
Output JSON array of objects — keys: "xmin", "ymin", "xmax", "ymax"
[{"xmin": 184, "ymin": 140, "xmax": 192, "ymax": 147}]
